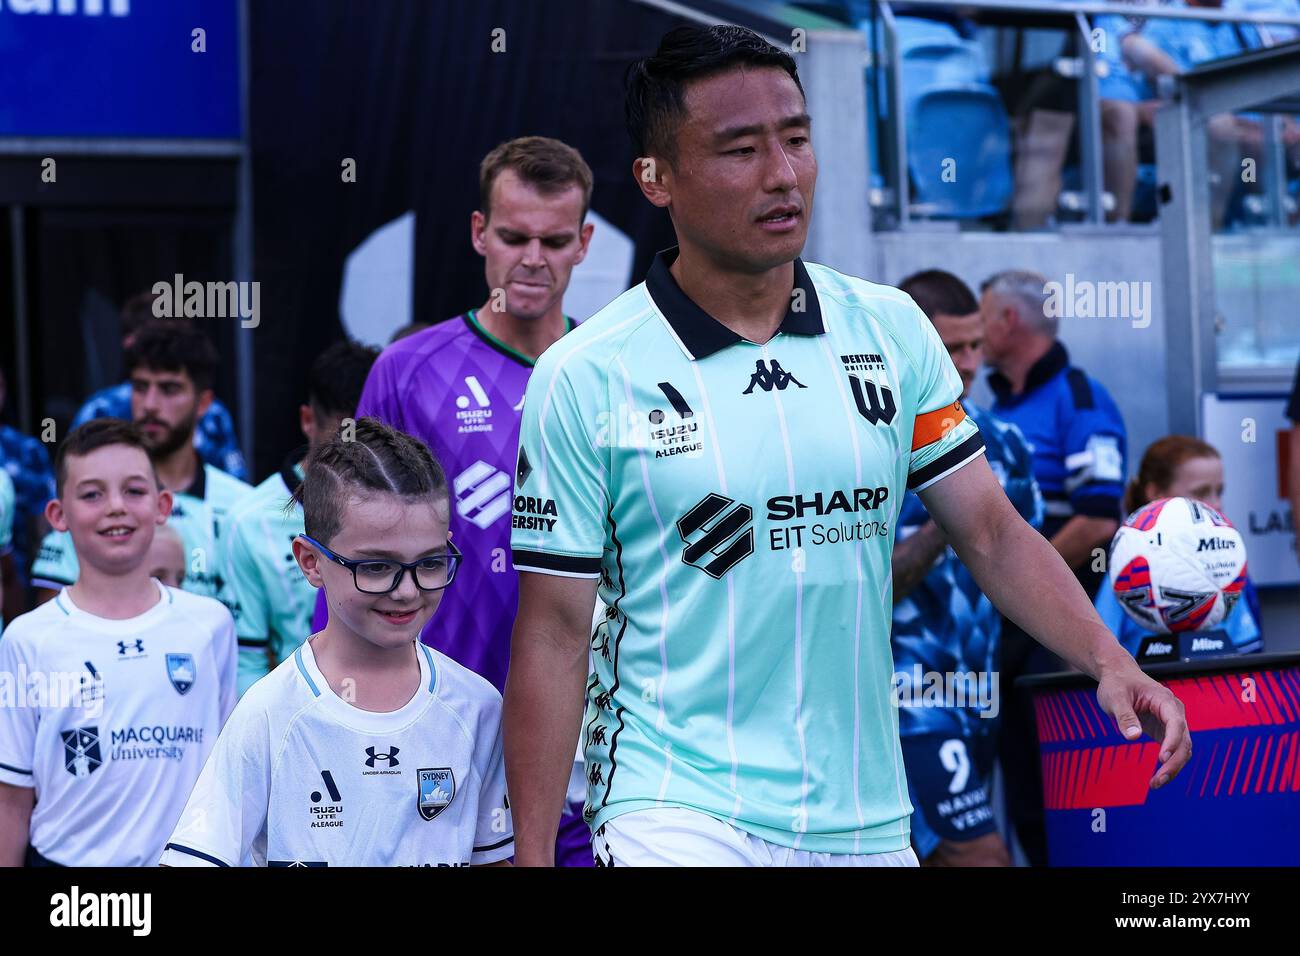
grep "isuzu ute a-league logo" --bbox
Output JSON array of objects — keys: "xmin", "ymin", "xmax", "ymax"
[
  {"xmin": 650, "ymin": 381, "xmax": 702, "ymax": 459},
  {"xmin": 455, "ymin": 376, "xmax": 493, "ymax": 434},
  {"xmin": 841, "ymin": 354, "xmax": 896, "ymax": 426},
  {"xmin": 677, "ymin": 493, "xmax": 755, "ymax": 578},
  {"xmin": 418, "ymin": 768, "xmax": 456, "ymax": 821},
  {"xmin": 62, "ymin": 727, "xmax": 102, "ymax": 778}
]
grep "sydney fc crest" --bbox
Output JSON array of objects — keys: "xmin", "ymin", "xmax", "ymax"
[
  {"xmin": 166, "ymin": 653, "xmax": 196, "ymax": 695},
  {"xmin": 418, "ymin": 768, "xmax": 456, "ymax": 821}
]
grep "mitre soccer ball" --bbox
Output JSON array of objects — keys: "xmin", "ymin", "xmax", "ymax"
[{"xmin": 1108, "ymin": 497, "xmax": 1248, "ymax": 634}]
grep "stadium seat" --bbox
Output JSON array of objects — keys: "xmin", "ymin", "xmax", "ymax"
[
  {"xmin": 894, "ymin": 15, "xmax": 963, "ymax": 54},
  {"xmin": 901, "ymin": 41, "xmax": 989, "ymax": 111},
  {"xmin": 906, "ymin": 84, "xmax": 1013, "ymax": 218}
]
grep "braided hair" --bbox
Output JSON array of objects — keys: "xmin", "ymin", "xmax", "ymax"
[{"xmin": 290, "ymin": 417, "xmax": 449, "ymax": 544}]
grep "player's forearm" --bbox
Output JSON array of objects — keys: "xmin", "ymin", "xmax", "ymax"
[
  {"xmin": 1050, "ymin": 514, "xmax": 1118, "ymax": 572},
  {"xmin": 502, "ymin": 619, "xmax": 589, "ymax": 866},
  {"xmin": 0, "ymin": 784, "xmax": 34, "ymax": 867},
  {"xmin": 890, "ymin": 521, "xmax": 947, "ymax": 602},
  {"xmin": 957, "ymin": 507, "xmax": 1131, "ymax": 681}
]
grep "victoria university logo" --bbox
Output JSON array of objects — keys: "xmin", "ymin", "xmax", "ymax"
[{"xmin": 677, "ymin": 493, "xmax": 755, "ymax": 578}]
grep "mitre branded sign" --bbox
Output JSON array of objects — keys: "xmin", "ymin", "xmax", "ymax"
[{"xmin": 0, "ymin": 0, "xmax": 240, "ymax": 137}]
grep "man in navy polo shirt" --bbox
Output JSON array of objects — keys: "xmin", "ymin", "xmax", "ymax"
[{"xmin": 980, "ymin": 268, "xmax": 1128, "ymax": 865}]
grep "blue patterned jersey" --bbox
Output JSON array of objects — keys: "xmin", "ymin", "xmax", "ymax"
[
  {"xmin": 0, "ymin": 425, "xmax": 56, "ymax": 585},
  {"xmin": 73, "ymin": 382, "xmax": 247, "ymax": 482},
  {"xmin": 891, "ymin": 403, "xmax": 1042, "ymax": 737}
]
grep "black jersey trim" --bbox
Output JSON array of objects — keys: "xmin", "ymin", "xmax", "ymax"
[
  {"xmin": 511, "ymin": 549, "xmax": 602, "ymax": 576},
  {"xmin": 163, "ymin": 843, "xmax": 229, "ymax": 867},
  {"xmin": 907, "ymin": 432, "xmax": 986, "ymax": 490},
  {"xmin": 473, "ymin": 835, "xmax": 515, "ymax": 853}
]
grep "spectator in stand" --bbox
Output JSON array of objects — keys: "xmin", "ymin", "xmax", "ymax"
[
  {"xmin": 73, "ymin": 292, "xmax": 248, "ymax": 481},
  {"xmin": 1096, "ymin": 435, "xmax": 1263, "ymax": 659}
]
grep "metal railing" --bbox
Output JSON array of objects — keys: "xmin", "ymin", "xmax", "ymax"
[{"xmin": 869, "ymin": 0, "xmax": 1300, "ymax": 229}]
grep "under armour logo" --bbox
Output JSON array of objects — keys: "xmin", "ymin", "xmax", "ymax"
[
  {"xmin": 117, "ymin": 639, "xmax": 145, "ymax": 656},
  {"xmin": 364, "ymin": 747, "xmax": 400, "ymax": 767},
  {"xmin": 743, "ymin": 359, "xmax": 806, "ymax": 394}
]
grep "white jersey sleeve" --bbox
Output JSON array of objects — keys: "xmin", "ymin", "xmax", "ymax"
[
  {"xmin": 471, "ymin": 725, "xmax": 513, "ymax": 865},
  {"xmin": 214, "ymin": 606, "xmax": 238, "ymax": 724},
  {"xmin": 159, "ymin": 689, "xmax": 272, "ymax": 867},
  {"xmin": 0, "ymin": 629, "xmax": 37, "ymax": 789}
]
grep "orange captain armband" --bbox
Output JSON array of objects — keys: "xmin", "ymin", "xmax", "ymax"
[{"xmin": 911, "ymin": 401, "xmax": 966, "ymax": 452}]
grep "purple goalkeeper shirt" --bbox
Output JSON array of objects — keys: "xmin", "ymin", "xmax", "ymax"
[{"xmin": 320, "ymin": 311, "xmax": 574, "ymax": 693}]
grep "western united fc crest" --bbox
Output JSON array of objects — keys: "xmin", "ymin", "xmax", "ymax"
[
  {"xmin": 418, "ymin": 768, "xmax": 456, "ymax": 821},
  {"xmin": 166, "ymin": 653, "xmax": 196, "ymax": 695}
]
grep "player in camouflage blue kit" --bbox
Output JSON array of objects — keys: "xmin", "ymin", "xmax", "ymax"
[{"xmin": 889, "ymin": 270, "xmax": 1042, "ymax": 866}]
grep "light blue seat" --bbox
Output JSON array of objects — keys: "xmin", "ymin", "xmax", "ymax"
[
  {"xmin": 901, "ymin": 41, "xmax": 988, "ymax": 109},
  {"xmin": 906, "ymin": 84, "xmax": 1013, "ymax": 218}
]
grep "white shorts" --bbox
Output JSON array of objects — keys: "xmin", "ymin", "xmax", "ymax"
[{"xmin": 591, "ymin": 807, "xmax": 919, "ymax": 868}]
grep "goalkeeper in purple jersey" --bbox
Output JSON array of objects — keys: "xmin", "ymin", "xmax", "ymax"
[{"xmin": 331, "ymin": 136, "xmax": 596, "ymax": 865}]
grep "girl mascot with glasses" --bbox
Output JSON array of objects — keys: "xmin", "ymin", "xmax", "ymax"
[{"xmin": 159, "ymin": 418, "xmax": 513, "ymax": 868}]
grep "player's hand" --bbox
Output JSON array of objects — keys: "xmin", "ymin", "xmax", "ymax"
[{"xmin": 1095, "ymin": 665, "xmax": 1191, "ymax": 790}]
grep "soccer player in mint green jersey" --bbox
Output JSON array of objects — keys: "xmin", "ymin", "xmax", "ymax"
[
  {"xmin": 222, "ymin": 341, "xmax": 377, "ymax": 694},
  {"xmin": 32, "ymin": 323, "xmax": 251, "ymax": 644},
  {"xmin": 504, "ymin": 24, "xmax": 1192, "ymax": 867}
]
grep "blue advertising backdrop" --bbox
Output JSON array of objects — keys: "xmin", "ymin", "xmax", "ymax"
[{"xmin": 0, "ymin": 0, "xmax": 239, "ymax": 138}]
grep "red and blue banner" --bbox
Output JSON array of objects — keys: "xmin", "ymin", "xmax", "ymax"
[{"xmin": 1029, "ymin": 655, "xmax": 1300, "ymax": 865}]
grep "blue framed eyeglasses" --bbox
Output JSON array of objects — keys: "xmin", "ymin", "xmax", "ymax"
[{"xmin": 298, "ymin": 534, "xmax": 463, "ymax": 594}]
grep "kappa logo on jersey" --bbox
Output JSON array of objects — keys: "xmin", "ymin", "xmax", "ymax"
[
  {"xmin": 310, "ymin": 770, "xmax": 344, "ymax": 828},
  {"xmin": 453, "ymin": 460, "xmax": 512, "ymax": 529},
  {"xmin": 677, "ymin": 493, "xmax": 755, "ymax": 578},
  {"xmin": 455, "ymin": 376, "xmax": 494, "ymax": 434},
  {"xmin": 165, "ymin": 654, "xmax": 196, "ymax": 695},
  {"xmin": 117, "ymin": 639, "xmax": 146, "ymax": 658},
  {"xmin": 365, "ymin": 746, "xmax": 400, "ymax": 768},
  {"xmin": 418, "ymin": 768, "xmax": 456, "ymax": 821},
  {"xmin": 61, "ymin": 727, "xmax": 102, "ymax": 778},
  {"xmin": 743, "ymin": 359, "xmax": 806, "ymax": 394}
]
